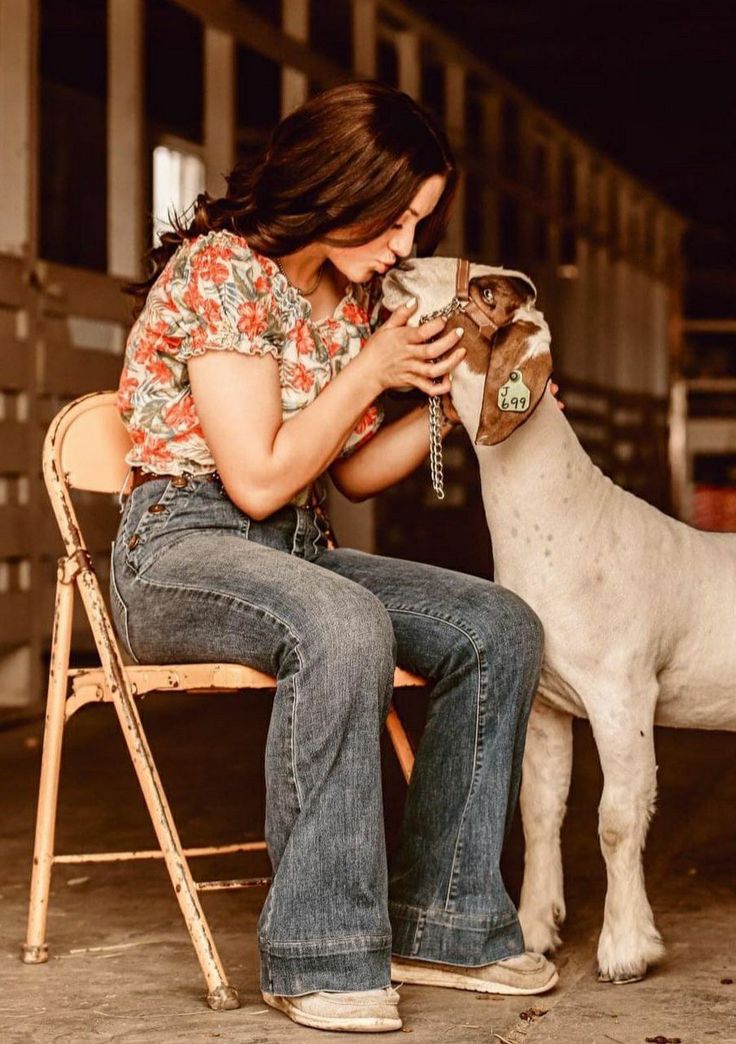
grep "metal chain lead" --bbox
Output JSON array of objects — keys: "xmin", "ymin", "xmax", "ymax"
[
  {"xmin": 419, "ymin": 296, "xmax": 466, "ymax": 501},
  {"xmin": 428, "ymin": 394, "xmax": 445, "ymax": 499}
]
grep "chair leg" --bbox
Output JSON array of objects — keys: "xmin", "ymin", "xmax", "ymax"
[
  {"xmin": 77, "ymin": 569, "xmax": 240, "ymax": 1011},
  {"xmin": 22, "ymin": 575, "xmax": 75, "ymax": 964},
  {"xmin": 386, "ymin": 703, "xmax": 414, "ymax": 784}
]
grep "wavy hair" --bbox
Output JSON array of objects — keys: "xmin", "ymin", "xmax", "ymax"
[{"xmin": 129, "ymin": 81, "xmax": 457, "ymax": 306}]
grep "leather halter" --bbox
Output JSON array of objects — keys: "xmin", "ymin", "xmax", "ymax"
[{"xmin": 455, "ymin": 259, "xmax": 498, "ymax": 340}]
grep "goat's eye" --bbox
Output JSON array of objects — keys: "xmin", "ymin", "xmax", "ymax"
[{"xmin": 482, "ymin": 288, "xmax": 495, "ymax": 303}]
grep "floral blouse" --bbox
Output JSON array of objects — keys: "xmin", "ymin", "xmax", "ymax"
[{"xmin": 116, "ymin": 230, "xmax": 384, "ymax": 506}]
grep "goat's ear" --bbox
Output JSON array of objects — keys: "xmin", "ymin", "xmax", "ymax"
[{"xmin": 475, "ymin": 320, "xmax": 553, "ymax": 446}]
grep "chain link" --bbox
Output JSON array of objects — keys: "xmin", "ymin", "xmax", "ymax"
[
  {"xmin": 419, "ymin": 297, "xmax": 466, "ymax": 501},
  {"xmin": 428, "ymin": 395, "xmax": 445, "ymax": 500}
]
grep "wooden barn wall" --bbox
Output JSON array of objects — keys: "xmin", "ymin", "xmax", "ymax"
[
  {"xmin": 0, "ymin": 0, "xmax": 684, "ymax": 705},
  {"xmin": 0, "ymin": 254, "xmax": 130, "ymax": 705}
]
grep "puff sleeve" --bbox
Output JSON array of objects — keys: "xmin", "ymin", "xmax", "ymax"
[{"xmin": 163, "ymin": 232, "xmax": 282, "ymax": 364}]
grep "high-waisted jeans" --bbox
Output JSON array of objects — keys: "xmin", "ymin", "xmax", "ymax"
[{"xmin": 109, "ymin": 473, "xmax": 544, "ymax": 997}]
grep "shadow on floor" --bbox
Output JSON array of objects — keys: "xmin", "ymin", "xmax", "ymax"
[{"xmin": 1, "ymin": 690, "xmax": 734, "ymax": 1043}]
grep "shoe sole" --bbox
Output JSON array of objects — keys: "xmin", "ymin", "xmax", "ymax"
[
  {"xmin": 390, "ymin": 962, "xmax": 559, "ymax": 996},
  {"xmin": 262, "ymin": 992, "xmax": 403, "ymax": 1033}
]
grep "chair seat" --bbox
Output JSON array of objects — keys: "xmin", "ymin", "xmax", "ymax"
[{"xmin": 68, "ymin": 663, "xmax": 426, "ymax": 717}]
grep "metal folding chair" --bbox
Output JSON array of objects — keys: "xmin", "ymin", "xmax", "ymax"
[{"xmin": 22, "ymin": 390, "xmax": 419, "ymax": 1010}]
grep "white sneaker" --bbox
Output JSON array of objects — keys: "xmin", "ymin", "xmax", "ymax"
[
  {"xmin": 262, "ymin": 985, "xmax": 402, "ymax": 1033},
  {"xmin": 391, "ymin": 951, "xmax": 559, "ymax": 995}
]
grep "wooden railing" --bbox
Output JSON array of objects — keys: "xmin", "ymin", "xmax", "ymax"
[{"xmin": 0, "ymin": 252, "xmax": 131, "ymax": 704}]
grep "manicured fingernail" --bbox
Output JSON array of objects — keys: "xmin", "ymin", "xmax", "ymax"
[
  {"xmin": 455, "ymin": 327, "xmax": 464, "ymax": 337},
  {"xmin": 406, "ymin": 296, "xmax": 417, "ymax": 308}
]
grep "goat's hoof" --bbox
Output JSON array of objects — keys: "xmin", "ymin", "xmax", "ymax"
[
  {"xmin": 597, "ymin": 969, "xmax": 646, "ymax": 984},
  {"xmin": 519, "ymin": 921, "xmax": 562, "ymax": 955},
  {"xmin": 596, "ymin": 925, "xmax": 664, "ymax": 986},
  {"xmin": 519, "ymin": 904, "xmax": 564, "ymax": 955}
]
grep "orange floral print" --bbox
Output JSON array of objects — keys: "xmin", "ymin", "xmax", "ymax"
[{"xmin": 117, "ymin": 231, "xmax": 385, "ymax": 492}]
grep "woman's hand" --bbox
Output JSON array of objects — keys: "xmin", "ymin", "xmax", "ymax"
[{"xmin": 362, "ymin": 299, "xmax": 466, "ymax": 397}]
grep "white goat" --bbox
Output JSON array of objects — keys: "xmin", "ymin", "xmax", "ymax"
[{"xmin": 383, "ymin": 258, "xmax": 736, "ymax": 984}]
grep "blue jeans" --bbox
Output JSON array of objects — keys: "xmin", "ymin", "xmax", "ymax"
[{"xmin": 109, "ymin": 473, "xmax": 543, "ymax": 996}]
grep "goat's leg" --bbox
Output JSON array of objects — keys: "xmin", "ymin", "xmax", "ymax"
[
  {"xmin": 518, "ymin": 699, "xmax": 573, "ymax": 953},
  {"xmin": 589, "ymin": 695, "xmax": 664, "ymax": 983}
]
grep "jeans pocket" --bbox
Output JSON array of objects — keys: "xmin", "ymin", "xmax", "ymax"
[{"xmin": 109, "ymin": 542, "xmax": 140, "ymax": 663}]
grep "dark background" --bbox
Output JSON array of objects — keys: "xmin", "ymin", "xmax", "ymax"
[{"xmin": 410, "ymin": 0, "xmax": 736, "ymax": 265}]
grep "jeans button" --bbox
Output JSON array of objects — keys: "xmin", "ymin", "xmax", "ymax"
[
  {"xmin": 172, "ymin": 475, "xmax": 188, "ymax": 488},
  {"xmin": 148, "ymin": 503, "xmax": 167, "ymax": 514},
  {"xmin": 128, "ymin": 534, "xmax": 140, "ymax": 549}
]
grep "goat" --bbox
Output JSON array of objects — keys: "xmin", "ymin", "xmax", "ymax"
[{"xmin": 383, "ymin": 257, "xmax": 736, "ymax": 984}]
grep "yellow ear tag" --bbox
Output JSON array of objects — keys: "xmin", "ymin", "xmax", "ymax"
[{"xmin": 498, "ymin": 370, "xmax": 531, "ymax": 412}]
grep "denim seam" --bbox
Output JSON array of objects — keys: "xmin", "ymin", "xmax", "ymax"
[
  {"xmin": 410, "ymin": 909, "xmax": 427, "ymax": 956},
  {"xmin": 290, "ymin": 647, "xmax": 305, "ymax": 811},
  {"xmin": 291, "ymin": 506, "xmax": 304, "ymax": 556},
  {"xmin": 387, "ymin": 607, "xmax": 485, "ymax": 913},
  {"xmin": 260, "ymin": 934, "xmax": 391, "ymax": 952},
  {"xmin": 109, "ymin": 543, "xmax": 141, "ymax": 665},
  {"xmin": 389, "ymin": 900, "xmax": 518, "ymax": 931},
  {"xmin": 311, "ymin": 519, "xmax": 322, "ymax": 559}
]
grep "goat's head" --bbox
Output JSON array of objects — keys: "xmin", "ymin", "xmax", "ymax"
[{"xmin": 383, "ymin": 258, "xmax": 553, "ymax": 446}]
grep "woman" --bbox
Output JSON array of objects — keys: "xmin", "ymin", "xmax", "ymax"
[{"xmin": 112, "ymin": 81, "xmax": 557, "ymax": 1034}]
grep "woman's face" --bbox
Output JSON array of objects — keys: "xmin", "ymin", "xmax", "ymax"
[{"xmin": 326, "ymin": 174, "xmax": 447, "ymax": 283}]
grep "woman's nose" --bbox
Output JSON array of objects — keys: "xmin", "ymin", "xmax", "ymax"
[{"xmin": 388, "ymin": 226, "xmax": 415, "ymax": 260}]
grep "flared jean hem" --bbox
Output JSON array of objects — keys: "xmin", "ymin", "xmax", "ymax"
[
  {"xmin": 389, "ymin": 901, "xmax": 525, "ymax": 966},
  {"xmin": 259, "ymin": 937, "xmax": 392, "ymax": 996}
]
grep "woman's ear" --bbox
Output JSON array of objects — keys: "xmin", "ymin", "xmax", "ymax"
[{"xmin": 475, "ymin": 319, "xmax": 553, "ymax": 446}]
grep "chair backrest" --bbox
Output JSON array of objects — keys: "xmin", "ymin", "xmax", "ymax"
[
  {"xmin": 45, "ymin": 391, "xmax": 132, "ymax": 494},
  {"xmin": 42, "ymin": 391, "xmax": 133, "ymax": 555}
]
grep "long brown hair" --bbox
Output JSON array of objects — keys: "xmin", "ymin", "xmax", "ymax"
[{"xmin": 129, "ymin": 81, "xmax": 457, "ymax": 305}]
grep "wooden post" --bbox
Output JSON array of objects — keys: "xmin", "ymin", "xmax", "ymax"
[
  {"xmin": 546, "ymin": 137, "xmax": 561, "ymax": 269},
  {"xmin": 443, "ymin": 61, "xmax": 465, "ymax": 256},
  {"xmin": 396, "ymin": 30, "xmax": 420, "ymax": 100},
  {"xmin": 204, "ymin": 26, "xmax": 235, "ymax": 197},
  {"xmin": 517, "ymin": 107, "xmax": 535, "ymax": 267},
  {"xmin": 0, "ymin": 0, "xmax": 39, "ymax": 708},
  {"xmin": 558, "ymin": 151, "xmax": 591, "ymax": 379},
  {"xmin": 0, "ymin": 0, "xmax": 37, "ymax": 257},
  {"xmin": 107, "ymin": 0, "xmax": 144, "ymax": 279},
  {"xmin": 352, "ymin": 0, "xmax": 377, "ymax": 78},
  {"xmin": 480, "ymin": 91, "xmax": 502, "ymax": 259},
  {"xmin": 281, "ymin": 0, "xmax": 309, "ymax": 116}
]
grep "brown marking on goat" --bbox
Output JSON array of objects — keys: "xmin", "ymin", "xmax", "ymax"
[
  {"xmin": 451, "ymin": 310, "xmax": 493, "ymax": 373},
  {"xmin": 476, "ymin": 320, "xmax": 553, "ymax": 446},
  {"xmin": 468, "ymin": 274, "xmax": 534, "ymax": 327},
  {"xmin": 447, "ymin": 274, "xmax": 533, "ymax": 375}
]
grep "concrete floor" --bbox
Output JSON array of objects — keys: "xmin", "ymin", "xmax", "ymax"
[{"xmin": 1, "ymin": 689, "xmax": 735, "ymax": 1044}]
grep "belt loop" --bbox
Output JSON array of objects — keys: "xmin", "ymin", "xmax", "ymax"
[{"xmin": 117, "ymin": 468, "xmax": 132, "ymax": 512}]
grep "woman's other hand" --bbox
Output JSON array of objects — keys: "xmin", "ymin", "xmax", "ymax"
[
  {"xmin": 550, "ymin": 381, "xmax": 565, "ymax": 410},
  {"xmin": 362, "ymin": 299, "xmax": 466, "ymax": 397}
]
